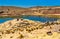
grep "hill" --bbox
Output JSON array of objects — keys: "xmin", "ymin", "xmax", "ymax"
[{"xmin": 0, "ymin": 6, "xmax": 60, "ymax": 16}]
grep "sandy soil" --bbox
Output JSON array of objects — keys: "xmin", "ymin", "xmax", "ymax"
[{"xmin": 0, "ymin": 18, "xmax": 60, "ymax": 39}]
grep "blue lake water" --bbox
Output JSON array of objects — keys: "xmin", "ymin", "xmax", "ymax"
[
  {"xmin": 0, "ymin": 18, "xmax": 13, "ymax": 23},
  {"xmin": 0, "ymin": 16, "xmax": 59, "ymax": 23},
  {"xmin": 22, "ymin": 16, "xmax": 59, "ymax": 22}
]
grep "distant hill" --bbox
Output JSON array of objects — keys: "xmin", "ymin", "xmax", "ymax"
[{"xmin": 0, "ymin": 6, "xmax": 60, "ymax": 16}]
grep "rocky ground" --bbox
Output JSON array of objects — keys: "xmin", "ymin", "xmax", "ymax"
[
  {"xmin": 0, "ymin": 18, "xmax": 60, "ymax": 39},
  {"xmin": 0, "ymin": 6, "xmax": 60, "ymax": 16}
]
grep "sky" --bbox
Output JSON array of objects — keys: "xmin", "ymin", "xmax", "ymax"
[{"xmin": 0, "ymin": 0, "xmax": 60, "ymax": 7}]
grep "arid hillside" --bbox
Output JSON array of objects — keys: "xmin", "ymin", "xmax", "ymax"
[
  {"xmin": 0, "ymin": 6, "xmax": 60, "ymax": 16},
  {"xmin": 0, "ymin": 19, "xmax": 60, "ymax": 39}
]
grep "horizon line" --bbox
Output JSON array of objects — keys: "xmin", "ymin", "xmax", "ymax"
[{"xmin": 0, "ymin": 5, "xmax": 60, "ymax": 8}]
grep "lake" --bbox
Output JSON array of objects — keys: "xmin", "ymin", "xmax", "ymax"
[
  {"xmin": 21, "ymin": 16, "xmax": 59, "ymax": 22},
  {"xmin": 0, "ymin": 16, "xmax": 59, "ymax": 23},
  {"xmin": 0, "ymin": 18, "xmax": 13, "ymax": 23}
]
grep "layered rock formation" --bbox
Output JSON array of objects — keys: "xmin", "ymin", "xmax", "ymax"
[{"xmin": 0, "ymin": 6, "xmax": 60, "ymax": 16}]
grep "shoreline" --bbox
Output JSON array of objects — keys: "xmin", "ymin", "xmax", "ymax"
[
  {"xmin": 0, "ymin": 14, "xmax": 60, "ymax": 18},
  {"xmin": 0, "ymin": 18, "xmax": 60, "ymax": 39}
]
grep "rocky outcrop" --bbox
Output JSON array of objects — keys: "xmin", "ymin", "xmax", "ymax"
[
  {"xmin": 0, "ymin": 19, "xmax": 60, "ymax": 39},
  {"xmin": 0, "ymin": 6, "xmax": 60, "ymax": 16}
]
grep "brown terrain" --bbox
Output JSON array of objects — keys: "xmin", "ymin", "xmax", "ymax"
[
  {"xmin": 0, "ymin": 19, "xmax": 60, "ymax": 39},
  {"xmin": 0, "ymin": 6, "xmax": 60, "ymax": 16}
]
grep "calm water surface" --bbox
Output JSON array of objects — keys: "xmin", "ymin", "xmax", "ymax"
[
  {"xmin": 22, "ymin": 16, "xmax": 59, "ymax": 22},
  {"xmin": 0, "ymin": 16, "xmax": 59, "ymax": 23},
  {"xmin": 0, "ymin": 18, "xmax": 13, "ymax": 23}
]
